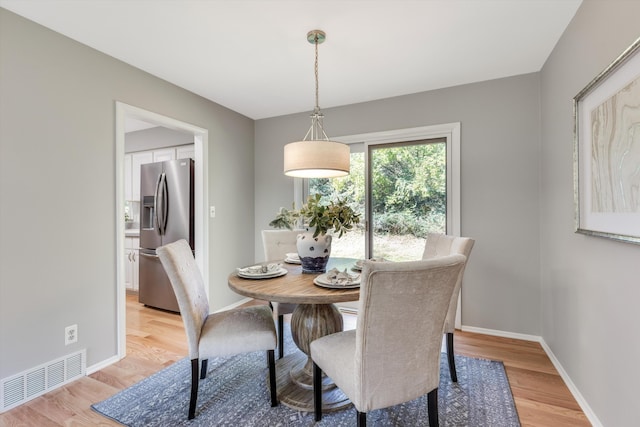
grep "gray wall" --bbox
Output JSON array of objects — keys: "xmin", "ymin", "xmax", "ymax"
[
  {"xmin": 125, "ymin": 126, "xmax": 193, "ymax": 153},
  {"xmin": 540, "ymin": 1, "xmax": 640, "ymax": 426},
  {"xmin": 255, "ymin": 73, "xmax": 542, "ymax": 336},
  {"xmin": 4, "ymin": 2, "xmax": 638, "ymax": 424},
  {"xmin": 0, "ymin": 9, "xmax": 255, "ymax": 377}
]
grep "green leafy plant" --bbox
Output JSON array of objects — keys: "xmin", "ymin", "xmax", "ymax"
[{"xmin": 269, "ymin": 194, "xmax": 360, "ymax": 238}]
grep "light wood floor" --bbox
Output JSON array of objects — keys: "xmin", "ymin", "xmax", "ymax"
[{"xmin": 0, "ymin": 294, "xmax": 590, "ymax": 426}]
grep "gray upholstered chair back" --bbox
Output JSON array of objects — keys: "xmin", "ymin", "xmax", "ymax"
[
  {"xmin": 158, "ymin": 239, "xmax": 278, "ymax": 420},
  {"xmin": 422, "ymin": 233, "xmax": 474, "ymax": 333},
  {"xmin": 261, "ymin": 229, "xmax": 302, "ymax": 358},
  {"xmin": 157, "ymin": 239, "xmax": 209, "ymax": 360},
  {"xmin": 354, "ymin": 254, "xmax": 466, "ymax": 411},
  {"xmin": 261, "ymin": 229, "xmax": 302, "ymax": 261}
]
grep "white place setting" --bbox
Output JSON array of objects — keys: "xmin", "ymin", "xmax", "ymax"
[
  {"xmin": 236, "ymin": 263, "xmax": 288, "ymax": 279},
  {"xmin": 352, "ymin": 257, "xmax": 390, "ymax": 271},
  {"xmin": 284, "ymin": 252, "xmax": 301, "ymax": 264},
  {"xmin": 313, "ymin": 267, "xmax": 361, "ymax": 289}
]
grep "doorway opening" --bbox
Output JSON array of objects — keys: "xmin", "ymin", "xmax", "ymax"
[
  {"xmin": 299, "ymin": 123, "xmax": 461, "ymax": 318},
  {"xmin": 309, "ymin": 138, "xmax": 447, "ymax": 261},
  {"xmin": 115, "ymin": 102, "xmax": 209, "ymax": 360}
]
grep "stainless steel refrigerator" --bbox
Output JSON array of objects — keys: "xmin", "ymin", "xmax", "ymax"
[{"xmin": 139, "ymin": 158, "xmax": 194, "ymax": 312}]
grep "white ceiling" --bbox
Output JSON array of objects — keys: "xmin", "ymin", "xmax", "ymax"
[{"xmin": 1, "ymin": 0, "xmax": 582, "ymax": 120}]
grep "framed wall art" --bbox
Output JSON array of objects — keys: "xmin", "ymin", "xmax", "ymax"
[{"xmin": 574, "ymin": 36, "xmax": 640, "ymax": 244}]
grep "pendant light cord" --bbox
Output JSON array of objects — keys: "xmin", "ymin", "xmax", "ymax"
[
  {"xmin": 314, "ymin": 33, "xmax": 320, "ymax": 113},
  {"xmin": 303, "ymin": 31, "xmax": 328, "ymax": 142}
]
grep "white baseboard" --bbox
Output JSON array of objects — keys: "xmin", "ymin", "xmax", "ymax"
[
  {"xmin": 460, "ymin": 324, "xmax": 602, "ymax": 427},
  {"xmin": 86, "ymin": 354, "xmax": 121, "ymax": 375},
  {"xmin": 213, "ymin": 297, "xmax": 253, "ymax": 313},
  {"xmin": 538, "ymin": 339, "xmax": 603, "ymax": 427},
  {"xmin": 337, "ymin": 306, "xmax": 358, "ymax": 315},
  {"xmin": 460, "ymin": 325, "xmax": 541, "ymax": 342}
]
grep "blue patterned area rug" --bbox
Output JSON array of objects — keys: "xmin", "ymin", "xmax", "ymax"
[{"xmin": 92, "ymin": 328, "xmax": 520, "ymax": 426}]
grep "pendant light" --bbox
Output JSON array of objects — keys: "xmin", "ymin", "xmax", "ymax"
[{"xmin": 283, "ymin": 30, "xmax": 350, "ymax": 178}]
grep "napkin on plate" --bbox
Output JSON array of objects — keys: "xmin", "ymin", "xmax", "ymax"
[
  {"xmin": 237, "ymin": 263, "xmax": 281, "ymax": 274},
  {"xmin": 326, "ymin": 268, "xmax": 359, "ymax": 286}
]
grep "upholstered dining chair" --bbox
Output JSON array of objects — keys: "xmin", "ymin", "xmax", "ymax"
[
  {"xmin": 422, "ymin": 233, "xmax": 475, "ymax": 383},
  {"xmin": 311, "ymin": 254, "xmax": 467, "ymax": 427},
  {"xmin": 261, "ymin": 229, "xmax": 302, "ymax": 358},
  {"xmin": 157, "ymin": 239, "xmax": 278, "ymax": 420}
]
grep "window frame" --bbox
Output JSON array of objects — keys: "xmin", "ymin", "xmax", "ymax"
[{"xmin": 297, "ymin": 122, "xmax": 461, "ymax": 245}]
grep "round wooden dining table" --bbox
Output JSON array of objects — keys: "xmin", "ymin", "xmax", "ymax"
[{"xmin": 228, "ymin": 257, "xmax": 360, "ymax": 412}]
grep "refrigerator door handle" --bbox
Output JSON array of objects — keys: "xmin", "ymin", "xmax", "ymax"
[
  {"xmin": 139, "ymin": 252, "xmax": 159, "ymax": 259},
  {"xmin": 160, "ymin": 172, "xmax": 168, "ymax": 235},
  {"xmin": 154, "ymin": 172, "xmax": 167, "ymax": 235},
  {"xmin": 153, "ymin": 172, "xmax": 163, "ymax": 233}
]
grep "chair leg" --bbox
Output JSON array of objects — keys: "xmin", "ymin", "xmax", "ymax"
[
  {"xmin": 446, "ymin": 332, "xmax": 457, "ymax": 382},
  {"xmin": 357, "ymin": 411, "xmax": 367, "ymax": 426},
  {"xmin": 188, "ymin": 358, "xmax": 200, "ymax": 420},
  {"xmin": 267, "ymin": 350, "xmax": 278, "ymax": 407},
  {"xmin": 200, "ymin": 359, "xmax": 208, "ymax": 380},
  {"xmin": 313, "ymin": 362, "xmax": 322, "ymax": 421},
  {"xmin": 278, "ymin": 314, "xmax": 285, "ymax": 359},
  {"xmin": 427, "ymin": 388, "xmax": 438, "ymax": 427}
]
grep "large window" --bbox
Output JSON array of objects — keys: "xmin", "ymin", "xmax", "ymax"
[
  {"xmin": 309, "ymin": 149, "xmax": 366, "ymax": 259},
  {"xmin": 307, "ymin": 137, "xmax": 449, "ymax": 262}
]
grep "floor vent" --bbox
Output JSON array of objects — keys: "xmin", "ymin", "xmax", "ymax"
[{"xmin": 1, "ymin": 349, "xmax": 86, "ymax": 413}]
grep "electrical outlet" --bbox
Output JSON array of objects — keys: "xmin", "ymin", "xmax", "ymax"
[
  {"xmin": 209, "ymin": 206, "xmax": 216, "ymax": 218},
  {"xmin": 65, "ymin": 324, "xmax": 78, "ymax": 345}
]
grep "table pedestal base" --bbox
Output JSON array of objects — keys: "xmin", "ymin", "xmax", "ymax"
[
  {"xmin": 274, "ymin": 352, "xmax": 351, "ymax": 412},
  {"xmin": 273, "ymin": 303, "xmax": 351, "ymax": 412}
]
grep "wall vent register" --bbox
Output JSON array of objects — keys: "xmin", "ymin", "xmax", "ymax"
[{"xmin": 0, "ymin": 350, "xmax": 85, "ymax": 412}]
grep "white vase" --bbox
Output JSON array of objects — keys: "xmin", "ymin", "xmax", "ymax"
[{"xmin": 297, "ymin": 228, "xmax": 332, "ymax": 273}]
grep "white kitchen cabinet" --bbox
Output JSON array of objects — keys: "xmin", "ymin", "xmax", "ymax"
[
  {"xmin": 132, "ymin": 152, "xmax": 152, "ymax": 201},
  {"xmin": 124, "ymin": 237, "xmax": 140, "ymax": 291},
  {"xmin": 125, "ymin": 145, "xmax": 192, "ymax": 203},
  {"xmin": 125, "ymin": 151, "xmax": 153, "ymax": 202},
  {"xmin": 152, "ymin": 148, "xmax": 175, "ymax": 163},
  {"xmin": 176, "ymin": 145, "xmax": 195, "ymax": 160}
]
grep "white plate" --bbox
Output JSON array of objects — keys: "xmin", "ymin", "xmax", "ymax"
[
  {"xmin": 237, "ymin": 267, "xmax": 288, "ymax": 280},
  {"xmin": 284, "ymin": 257, "xmax": 302, "ymax": 264},
  {"xmin": 313, "ymin": 272, "xmax": 361, "ymax": 289},
  {"xmin": 353, "ymin": 258, "xmax": 390, "ymax": 271}
]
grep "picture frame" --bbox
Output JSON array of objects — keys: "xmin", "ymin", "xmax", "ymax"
[{"xmin": 574, "ymin": 36, "xmax": 640, "ymax": 245}]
